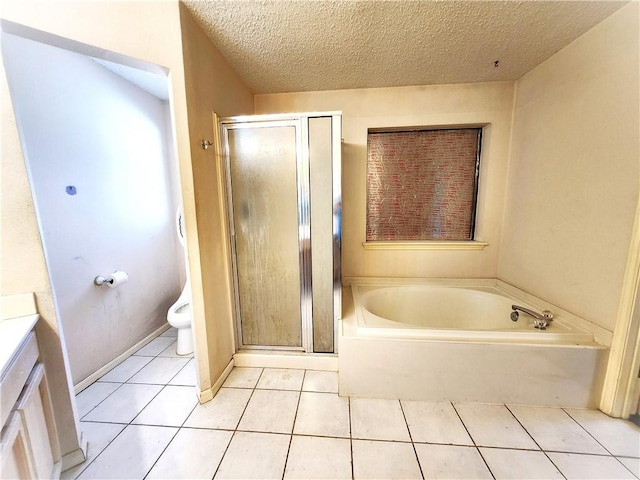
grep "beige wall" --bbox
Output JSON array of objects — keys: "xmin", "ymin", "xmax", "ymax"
[
  {"xmin": 178, "ymin": 3, "xmax": 254, "ymax": 391},
  {"xmin": 498, "ymin": 2, "xmax": 639, "ymax": 334},
  {"xmin": 1, "ymin": 0, "xmax": 184, "ymax": 459},
  {"xmin": 1, "ymin": 0, "xmax": 252, "ymax": 458},
  {"xmin": 256, "ymin": 82, "xmax": 515, "ymax": 279}
]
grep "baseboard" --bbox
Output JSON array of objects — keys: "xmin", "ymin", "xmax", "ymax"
[
  {"xmin": 233, "ymin": 351, "xmax": 338, "ymax": 371},
  {"xmin": 61, "ymin": 431, "xmax": 88, "ymax": 472},
  {"xmin": 198, "ymin": 357, "xmax": 234, "ymax": 403},
  {"xmin": 73, "ymin": 324, "xmax": 170, "ymax": 394}
]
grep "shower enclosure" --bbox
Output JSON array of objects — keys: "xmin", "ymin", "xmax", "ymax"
[{"xmin": 220, "ymin": 113, "xmax": 342, "ymax": 353}]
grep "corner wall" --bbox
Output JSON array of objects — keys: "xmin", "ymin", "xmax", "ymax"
[
  {"xmin": 256, "ymin": 82, "xmax": 515, "ymax": 280},
  {"xmin": 498, "ymin": 3, "xmax": 640, "ymax": 337},
  {"xmin": 178, "ymin": 3, "xmax": 254, "ymax": 395}
]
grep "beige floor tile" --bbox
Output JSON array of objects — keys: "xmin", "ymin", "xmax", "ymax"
[
  {"xmin": 238, "ymin": 389, "xmax": 299, "ymax": 434},
  {"xmin": 168, "ymin": 359, "xmax": 197, "ymax": 386},
  {"xmin": 134, "ymin": 336, "xmax": 176, "ymax": 356},
  {"xmin": 127, "ymin": 356, "xmax": 190, "ymax": 385},
  {"xmin": 509, "ymin": 405, "xmax": 608, "ymax": 454},
  {"xmin": 415, "ymin": 444, "xmax": 492, "ymax": 479},
  {"xmin": 547, "ymin": 452, "xmax": 637, "ymax": 479},
  {"xmin": 351, "ymin": 398, "xmax": 410, "ymax": 441},
  {"xmin": 352, "ymin": 440, "xmax": 422, "ymax": 479},
  {"xmin": 157, "ymin": 340, "xmax": 195, "ymax": 359},
  {"xmin": 294, "ymin": 392, "xmax": 350, "ymax": 438},
  {"xmin": 184, "ymin": 387, "xmax": 252, "ymax": 430},
  {"xmin": 480, "ymin": 447, "xmax": 564, "ymax": 479},
  {"xmin": 564, "ymin": 408, "xmax": 640, "ymax": 457},
  {"xmin": 617, "ymin": 457, "xmax": 640, "ymax": 477},
  {"xmin": 77, "ymin": 425, "xmax": 177, "ymax": 479},
  {"xmin": 454, "ymin": 403, "xmax": 538, "ymax": 449},
  {"xmin": 146, "ymin": 428, "xmax": 233, "ymax": 479},
  {"xmin": 98, "ymin": 356, "xmax": 153, "ymax": 383},
  {"xmin": 214, "ymin": 431, "xmax": 290, "ymax": 479},
  {"xmin": 222, "ymin": 367, "xmax": 263, "ymax": 388},
  {"xmin": 76, "ymin": 382, "xmax": 121, "ymax": 418},
  {"xmin": 132, "ymin": 385, "xmax": 198, "ymax": 427},
  {"xmin": 401, "ymin": 400, "xmax": 473, "ymax": 445},
  {"xmin": 302, "ymin": 370, "xmax": 338, "ymax": 393},
  {"xmin": 160, "ymin": 327, "xmax": 178, "ymax": 337},
  {"xmin": 82, "ymin": 383, "xmax": 162, "ymax": 423},
  {"xmin": 157, "ymin": 341, "xmax": 187, "ymax": 358},
  {"xmin": 61, "ymin": 422, "xmax": 125, "ymax": 479},
  {"xmin": 256, "ymin": 368, "xmax": 304, "ymax": 390},
  {"xmin": 284, "ymin": 436, "xmax": 352, "ymax": 480}
]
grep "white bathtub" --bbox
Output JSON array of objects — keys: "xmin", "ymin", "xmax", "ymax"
[
  {"xmin": 355, "ymin": 284, "xmax": 593, "ymax": 344},
  {"xmin": 339, "ymin": 280, "xmax": 608, "ymax": 408}
]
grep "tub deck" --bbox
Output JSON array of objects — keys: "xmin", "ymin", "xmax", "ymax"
[{"xmin": 339, "ymin": 282, "xmax": 608, "ymax": 408}]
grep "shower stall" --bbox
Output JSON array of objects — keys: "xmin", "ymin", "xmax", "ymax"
[{"xmin": 220, "ymin": 113, "xmax": 342, "ymax": 354}]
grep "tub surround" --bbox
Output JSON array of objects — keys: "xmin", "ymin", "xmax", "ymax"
[
  {"xmin": 498, "ymin": 3, "xmax": 639, "ymax": 335},
  {"xmin": 340, "ymin": 279, "xmax": 608, "ymax": 408}
]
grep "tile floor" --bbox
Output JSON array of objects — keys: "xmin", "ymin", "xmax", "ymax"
[{"xmin": 64, "ymin": 328, "xmax": 640, "ymax": 479}]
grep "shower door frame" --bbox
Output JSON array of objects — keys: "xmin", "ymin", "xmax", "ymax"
[{"xmin": 219, "ymin": 112, "xmax": 342, "ymax": 354}]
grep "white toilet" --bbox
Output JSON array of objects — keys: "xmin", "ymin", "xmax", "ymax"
[{"xmin": 167, "ymin": 209, "xmax": 193, "ymax": 355}]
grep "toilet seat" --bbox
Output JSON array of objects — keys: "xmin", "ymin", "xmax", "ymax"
[{"xmin": 166, "ymin": 207, "xmax": 193, "ymax": 355}]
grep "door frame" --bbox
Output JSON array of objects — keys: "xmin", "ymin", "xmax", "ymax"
[{"xmin": 600, "ymin": 199, "xmax": 640, "ymax": 418}]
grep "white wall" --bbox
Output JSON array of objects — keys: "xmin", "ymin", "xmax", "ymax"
[
  {"xmin": 2, "ymin": 33, "xmax": 182, "ymax": 384},
  {"xmin": 256, "ymin": 82, "xmax": 515, "ymax": 280},
  {"xmin": 498, "ymin": 3, "xmax": 639, "ymax": 338}
]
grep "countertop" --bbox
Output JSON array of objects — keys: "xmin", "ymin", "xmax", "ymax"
[{"xmin": 0, "ymin": 314, "xmax": 39, "ymax": 379}]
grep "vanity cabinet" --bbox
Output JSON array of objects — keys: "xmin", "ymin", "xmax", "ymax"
[{"xmin": 1, "ymin": 322, "xmax": 61, "ymax": 479}]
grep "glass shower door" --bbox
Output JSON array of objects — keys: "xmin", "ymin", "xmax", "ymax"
[{"xmin": 227, "ymin": 123, "xmax": 302, "ymax": 348}]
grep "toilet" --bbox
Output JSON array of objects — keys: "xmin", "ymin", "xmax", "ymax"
[
  {"xmin": 167, "ymin": 280, "xmax": 193, "ymax": 355},
  {"xmin": 167, "ymin": 209, "xmax": 193, "ymax": 355}
]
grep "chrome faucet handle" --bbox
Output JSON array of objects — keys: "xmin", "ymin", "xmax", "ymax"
[{"xmin": 541, "ymin": 310, "xmax": 554, "ymax": 322}]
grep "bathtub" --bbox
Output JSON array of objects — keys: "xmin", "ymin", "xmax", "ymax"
[
  {"xmin": 355, "ymin": 284, "xmax": 593, "ymax": 344},
  {"xmin": 339, "ymin": 280, "xmax": 608, "ymax": 408}
]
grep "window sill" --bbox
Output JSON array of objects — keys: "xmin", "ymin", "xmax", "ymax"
[{"xmin": 362, "ymin": 241, "xmax": 489, "ymax": 251}]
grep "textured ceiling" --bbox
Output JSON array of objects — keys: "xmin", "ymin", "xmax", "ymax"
[{"xmin": 182, "ymin": 0, "xmax": 628, "ymax": 94}]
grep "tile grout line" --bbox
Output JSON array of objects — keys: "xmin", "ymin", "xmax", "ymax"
[
  {"xmin": 97, "ymin": 355, "xmax": 154, "ymax": 384},
  {"xmin": 137, "ymin": 335, "xmax": 183, "ymax": 479},
  {"xmin": 281, "ymin": 369, "xmax": 306, "ymax": 480},
  {"xmin": 75, "ymin": 335, "xmax": 183, "ymax": 479},
  {"xmin": 450, "ymin": 402, "xmax": 496, "ymax": 480},
  {"xmin": 212, "ymin": 367, "xmax": 265, "ymax": 479},
  {"xmin": 75, "ymin": 383, "xmax": 166, "ymax": 478},
  {"xmin": 141, "ymin": 382, "xmax": 202, "ymax": 479},
  {"xmin": 124, "ymin": 342, "xmax": 182, "ymax": 479},
  {"xmin": 504, "ymin": 404, "xmax": 567, "ymax": 480},
  {"xmin": 78, "ymin": 381, "xmax": 126, "ymax": 422},
  {"xmin": 348, "ymin": 396, "xmax": 354, "ymax": 480},
  {"xmin": 69, "ymin": 423, "xmax": 127, "ymax": 479},
  {"xmin": 398, "ymin": 399, "xmax": 425, "ymax": 480},
  {"xmin": 559, "ymin": 409, "xmax": 640, "ymax": 479}
]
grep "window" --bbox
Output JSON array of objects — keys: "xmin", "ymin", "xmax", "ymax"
[{"xmin": 366, "ymin": 128, "xmax": 482, "ymax": 242}]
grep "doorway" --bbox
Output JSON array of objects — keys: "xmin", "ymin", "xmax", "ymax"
[{"xmin": 1, "ymin": 25, "xmax": 186, "ymax": 387}]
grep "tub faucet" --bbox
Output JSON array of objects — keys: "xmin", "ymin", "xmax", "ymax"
[{"xmin": 510, "ymin": 305, "xmax": 554, "ymax": 330}]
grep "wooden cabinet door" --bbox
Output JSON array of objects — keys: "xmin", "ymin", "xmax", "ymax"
[
  {"xmin": 15, "ymin": 363, "xmax": 61, "ymax": 479},
  {"xmin": 0, "ymin": 412, "xmax": 36, "ymax": 479}
]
